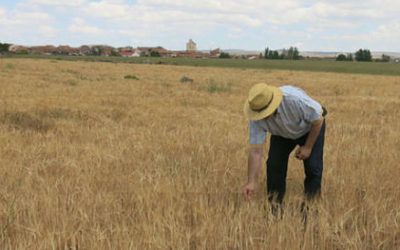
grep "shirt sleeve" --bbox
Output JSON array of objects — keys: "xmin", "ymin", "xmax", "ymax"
[
  {"xmin": 249, "ymin": 121, "xmax": 267, "ymax": 145},
  {"xmin": 298, "ymin": 97, "xmax": 323, "ymax": 123}
]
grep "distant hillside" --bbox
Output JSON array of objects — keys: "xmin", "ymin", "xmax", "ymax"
[
  {"xmin": 220, "ymin": 49, "xmax": 400, "ymax": 59},
  {"xmin": 301, "ymin": 51, "xmax": 400, "ymax": 59}
]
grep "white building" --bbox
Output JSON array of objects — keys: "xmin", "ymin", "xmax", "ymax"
[{"xmin": 186, "ymin": 39, "xmax": 197, "ymax": 52}]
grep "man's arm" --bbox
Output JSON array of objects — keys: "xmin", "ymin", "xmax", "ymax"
[
  {"xmin": 243, "ymin": 146, "xmax": 263, "ymax": 200},
  {"xmin": 295, "ymin": 117, "xmax": 324, "ymax": 160}
]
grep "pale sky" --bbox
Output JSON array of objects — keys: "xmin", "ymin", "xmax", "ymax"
[{"xmin": 0, "ymin": 0, "xmax": 399, "ymax": 52}]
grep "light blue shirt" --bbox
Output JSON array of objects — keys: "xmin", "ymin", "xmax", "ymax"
[{"xmin": 249, "ymin": 85, "xmax": 322, "ymax": 144}]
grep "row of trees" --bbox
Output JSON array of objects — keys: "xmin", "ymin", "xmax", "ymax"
[
  {"xmin": 337, "ymin": 49, "xmax": 392, "ymax": 62},
  {"xmin": 261, "ymin": 47, "xmax": 393, "ymax": 63},
  {"xmin": 336, "ymin": 53, "xmax": 353, "ymax": 61},
  {"xmin": 264, "ymin": 47, "xmax": 301, "ymax": 60}
]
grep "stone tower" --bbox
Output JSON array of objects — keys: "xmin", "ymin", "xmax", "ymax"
[{"xmin": 186, "ymin": 39, "xmax": 197, "ymax": 52}]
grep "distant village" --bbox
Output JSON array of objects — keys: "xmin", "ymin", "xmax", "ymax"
[
  {"xmin": 6, "ymin": 39, "xmax": 260, "ymax": 60},
  {"xmin": 3, "ymin": 39, "xmax": 399, "ymax": 62}
]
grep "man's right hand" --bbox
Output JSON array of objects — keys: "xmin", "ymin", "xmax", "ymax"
[
  {"xmin": 243, "ymin": 182, "xmax": 256, "ymax": 201},
  {"xmin": 244, "ymin": 147, "xmax": 263, "ymax": 201}
]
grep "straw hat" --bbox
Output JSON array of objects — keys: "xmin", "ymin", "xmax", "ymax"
[{"xmin": 244, "ymin": 83, "xmax": 283, "ymax": 120}]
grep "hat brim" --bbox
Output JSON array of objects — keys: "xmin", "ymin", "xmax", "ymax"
[{"xmin": 244, "ymin": 86, "xmax": 283, "ymax": 121}]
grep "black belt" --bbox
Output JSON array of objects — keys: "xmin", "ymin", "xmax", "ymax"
[{"xmin": 322, "ymin": 106, "xmax": 328, "ymax": 117}]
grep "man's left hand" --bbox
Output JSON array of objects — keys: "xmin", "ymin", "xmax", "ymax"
[{"xmin": 295, "ymin": 146, "xmax": 312, "ymax": 160}]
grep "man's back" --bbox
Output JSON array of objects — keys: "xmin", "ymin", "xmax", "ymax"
[{"xmin": 249, "ymin": 85, "xmax": 323, "ymax": 143}]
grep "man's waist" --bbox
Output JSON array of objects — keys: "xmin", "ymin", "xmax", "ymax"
[{"xmin": 322, "ymin": 106, "xmax": 328, "ymax": 117}]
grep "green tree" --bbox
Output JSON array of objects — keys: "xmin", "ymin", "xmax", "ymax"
[
  {"xmin": 381, "ymin": 54, "xmax": 391, "ymax": 62},
  {"xmin": 0, "ymin": 43, "xmax": 11, "ymax": 53},
  {"xmin": 337, "ymin": 53, "xmax": 353, "ymax": 61},
  {"xmin": 336, "ymin": 54, "xmax": 347, "ymax": 61},
  {"xmin": 266, "ymin": 50, "xmax": 280, "ymax": 59},
  {"xmin": 150, "ymin": 50, "xmax": 160, "ymax": 57},
  {"xmin": 263, "ymin": 47, "xmax": 281, "ymax": 60},
  {"xmin": 265, "ymin": 47, "xmax": 300, "ymax": 60},
  {"xmin": 219, "ymin": 52, "xmax": 231, "ymax": 58},
  {"xmin": 355, "ymin": 49, "xmax": 372, "ymax": 62},
  {"xmin": 287, "ymin": 47, "xmax": 300, "ymax": 60},
  {"xmin": 264, "ymin": 47, "xmax": 269, "ymax": 59},
  {"xmin": 347, "ymin": 53, "xmax": 353, "ymax": 61},
  {"xmin": 273, "ymin": 51, "xmax": 280, "ymax": 59}
]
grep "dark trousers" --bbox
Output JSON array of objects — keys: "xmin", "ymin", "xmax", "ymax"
[{"xmin": 267, "ymin": 122, "xmax": 325, "ymax": 203}]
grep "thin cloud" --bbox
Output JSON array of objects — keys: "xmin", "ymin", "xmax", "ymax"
[
  {"xmin": 13, "ymin": 11, "xmax": 51, "ymax": 21},
  {"xmin": 86, "ymin": 1, "xmax": 128, "ymax": 18},
  {"xmin": 68, "ymin": 18, "xmax": 102, "ymax": 35},
  {"xmin": 38, "ymin": 25, "xmax": 58, "ymax": 39},
  {"xmin": 28, "ymin": 0, "xmax": 87, "ymax": 7}
]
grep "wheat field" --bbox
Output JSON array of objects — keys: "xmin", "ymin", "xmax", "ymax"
[{"xmin": 0, "ymin": 58, "xmax": 399, "ymax": 249}]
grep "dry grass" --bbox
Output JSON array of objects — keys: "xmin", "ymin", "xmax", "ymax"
[{"xmin": 0, "ymin": 58, "xmax": 399, "ymax": 249}]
